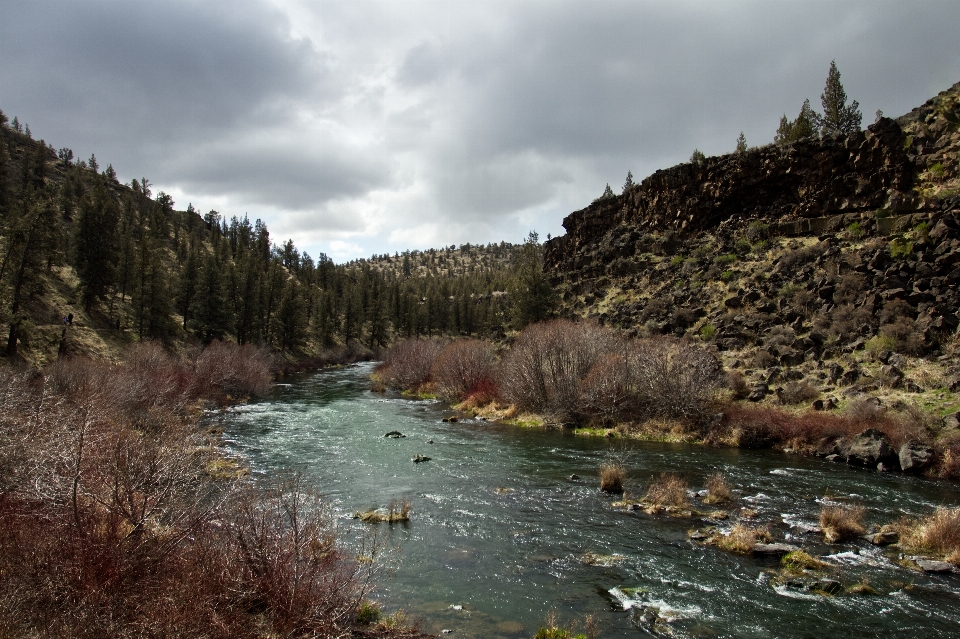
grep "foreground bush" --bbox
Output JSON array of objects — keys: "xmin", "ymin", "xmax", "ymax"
[
  {"xmin": 499, "ymin": 320, "xmax": 620, "ymax": 421},
  {"xmin": 0, "ymin": 344, "xmax": 403, "ymax": 638}
]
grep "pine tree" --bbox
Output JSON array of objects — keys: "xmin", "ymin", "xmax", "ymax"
[
  {"xmin": 775, "ymin": 99, "xmax": 820, "ymax": 144},
  {"xmin": 736, "ymin": 132, "xmax": 747, "ymax": 154},
  {"xmin": 508, "ymin": 231, "xmax": 558, "ymax": 330},
  {"xmin": 74, "ymin": 181, "xmax": 120, "ymax": 310},
  {"xmin": 690, "ymin": 149, "xmax": 706, "ymax": 164},
  {"xmin": 176, "ymin": 242, "xmax": 201, "ymax": 329},
  {"xmin": 819, "ymin": 60, "xmax": 861, "ymax": 136},
  {"xmin": 190, "ymin": 253, "xmax": 233, "ymax": 343},
  {"xmin": 623, "ymin": 170, "xmax": 634, "ymax": 193}
]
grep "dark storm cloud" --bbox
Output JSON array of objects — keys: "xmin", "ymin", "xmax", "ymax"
[{"xmin": 2, "ymin": 0, "xmax": 959, "ymax": 260}]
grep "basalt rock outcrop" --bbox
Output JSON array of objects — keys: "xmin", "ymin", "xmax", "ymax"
[
  {"xmin": 546, "ymin": 116, "xmax": 914, "ymax": 277},
  {"xmin": 541, "ymin": 81, "xmax": 960, "ymax": 445}
]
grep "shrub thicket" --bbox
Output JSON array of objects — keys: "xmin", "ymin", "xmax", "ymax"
[
  {"xmin": 0, "ymin": 343, "xmax": 395, "ymax": 638},
  {"xmin": 430, "ymin": 339, "xmax": 496, "ymax": 402}
]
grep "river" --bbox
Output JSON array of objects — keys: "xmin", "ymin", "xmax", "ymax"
[{"xmin": 212, "ymin": 362, "xmax": 960, "ymax": 638}]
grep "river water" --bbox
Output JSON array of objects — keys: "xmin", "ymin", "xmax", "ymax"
[{"xmin": 213, "ymin": 363, "xmax": 960, "ymax": 638}]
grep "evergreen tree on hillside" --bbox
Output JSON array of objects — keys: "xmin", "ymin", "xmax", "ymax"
[
  {"xmin": 508, "ymin": 231, "xmax": 557, "ymax": 330},
  {"xmin": 818, "ymin": 60, "xmax": 861, "ymax": 136},
  {"xmin": 775, "ymin": 99, "xmax": 820, "ymax": 144},
  {"xmin": 74, "ymin": 181, "xmax": 120, "ymax": 310},
  {"xmin": 623, "ymin": 171, "xmax": 634, "ymax": 193},
  {"xmin": 176, "ymin": 241, "xmax": 201, "ymax": 329},
  {"xmin": 736, "ymin": 132, "xmax": 747, "ymax": 154},
  {"xmin": 190, "ymin": 252, "xmax": 233, "ymax": 343},
  {"xmin": 1, "ymin": 186, "xmax": 61, "ymax": 355}
]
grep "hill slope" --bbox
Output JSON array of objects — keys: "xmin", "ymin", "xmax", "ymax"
[{"xmin": 544, "ymin": 81, "xmax": 960, "ymax": 416}]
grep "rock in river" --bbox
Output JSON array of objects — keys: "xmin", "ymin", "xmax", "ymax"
[
  {"xmin": 384, "ymin": 430, "xmax": 406, "ymax": 438},
  {"xmin": 412, "ymin": 454, "xmax": 432, "ymax": 463},
  {"xmin": 845, "ymin": 428, "xmax": 898, "ymax": 469}
]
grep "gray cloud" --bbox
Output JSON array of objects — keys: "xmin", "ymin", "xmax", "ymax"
[{"xmin": 2, "ymin": 0, "xmax": 959, "ymax": 261}]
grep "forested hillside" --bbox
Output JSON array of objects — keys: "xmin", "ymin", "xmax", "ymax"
[{"xmin": 0, "ymin": 110, "xmax": 532, "ymax": 367}]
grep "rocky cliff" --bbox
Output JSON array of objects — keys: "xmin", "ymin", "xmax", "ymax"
[{"xmin": 542, "ymin": 81, "xmax": 960, "ymax": 417}]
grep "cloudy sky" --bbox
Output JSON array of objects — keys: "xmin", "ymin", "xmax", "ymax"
[{"xmin": 2, "ymin": 1, "xmax": 959, "ymax": 262}]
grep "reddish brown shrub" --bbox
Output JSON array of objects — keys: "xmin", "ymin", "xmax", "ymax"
[
  {"xmin": 0, "ymin": 352, "xmax": 381, "ymax": 638},
  {"xmin": 375, "ymin": 338, "xmax": 447, "ymax": 391},
  {"xmin": 498, "ymin": 320, "xmax": 621, "ymax": 420},
  {"xmin": 630, "ymin": 337, "xmax": 723, "ymax": 421},
  {"xmin": 430, "ymin": 339, "xmax": 496, "ymax": 402},
  {"xmin": 191, "ymin": 340, "xmax": 274, "ymax": 401},
  {"xmin": 577, "ymin": 351, "xmax": 639, "ymax": 424}
]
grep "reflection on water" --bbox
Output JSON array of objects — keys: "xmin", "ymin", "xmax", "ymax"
[{"xmin": 214, "ymin": 363, "xmax": 960, "ymax": 638}]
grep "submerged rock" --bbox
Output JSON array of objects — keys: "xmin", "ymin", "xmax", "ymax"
[
  {"xmin": 384, "ymin": 430, "xmax": 406, "ymax": 438},
  {"xmin": 412, "ymin": 454, "xmax": 432, "ymax": 463}
]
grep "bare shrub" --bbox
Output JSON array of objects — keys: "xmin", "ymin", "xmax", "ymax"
[
  {"xmin": 578, "ymin": 352, "xmax": 638, "ymax": 424},
  {"xmin": 880, "ymin": 317, "xmax": 927, "ymax": 355},
  {"xmin": 834, "ymin": 273, "xmax": 867, "ymax": 304},
  {"xmin": 820, "ymin": 504, "xmax": 866, "ymax": 543},
  {"xmin": 0, "ymin": 352, "xmax": 391, "ymax": 638},
  {"xmin": 726, "ymin": 370, "xmax": 749, "ymax": 400},
  {"xmin": 631, "ymin": 337, "xmax": 722, "ymax": 421},
  {"xmin": 643, "ymin": 473, "xmax": 689, "ymax": 509},
  {"xmin": 826, "ymin": 304, "xmax": 873, "ymax": 341},
  {"xmin": 880, "ymin": 298, "xmax": 915, "ymax": 325},
  {"xmin": 763, "ymin": 325, "xmax": 796, "ymax": 347},
  {"xmin": 599, "ymin": 462, "xmax": 626, "ymax": 493},
  {"xmin": 430, "ymin": 339, "xmax": 495, "ymax": 402},
  {"xmin": 703, "ymin": 473, "xmax": 732, "ymax": 504},
  {"xmin": 191, "ymin": 340, "xmax": 274, "ymax": 401},
  {"xmin": 498, "ymin": 320, "xmax": 620, "ymax": 420},
  {"xmin": 375, "ymin": 338, "xmax": 447, "ymax": 391}
]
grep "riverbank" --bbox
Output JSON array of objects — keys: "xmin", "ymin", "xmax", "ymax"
[{"xmin": 0, "ymin": 343, "xmax": 430, "ymax": 638}]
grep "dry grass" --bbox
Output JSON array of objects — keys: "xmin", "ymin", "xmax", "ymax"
[
  {"xmin": 781, "ymin": 550, "xmax": 828, "ymax": 573},
  {"xmin": 643, "ymin": 473, "xmax": 689, "ymax": 509},
  {"xmin": 820, "ymin": 504, "xmax": 866, "ymax": 543},
  {"xmin": 599, "ymin": 462, "xmax": 625, "ymax": 493},
  {"xmin": 895, "ymin": 507, "xmax": 960, "ymax": 563},
  {"xmin": 355, "ymin": 499, "xmax": 412, "ymax": 524},
  {"xmin": 714, "ymin": 524, "xmax": 771, "ymax": 554},
  {"xmin": 703, "ymin": 473, "xmax": 732, "ymax": 505}
]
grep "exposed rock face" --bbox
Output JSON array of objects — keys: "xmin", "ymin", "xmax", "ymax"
[
  {"xmin": 899, "ymin": 441, "xmax": 934, "ymax": 473},
  {"xmin": 545, "ymin": 116, "xmax": 915, "ymax": 277},
  {"xmin": 845, "ymin": 428, "xmax": 898, "ymax": 469}
]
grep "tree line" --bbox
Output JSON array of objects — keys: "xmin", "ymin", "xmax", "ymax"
[{"xmin": 0, "ymin": 116, "xmax": 557, "ymax": 360}]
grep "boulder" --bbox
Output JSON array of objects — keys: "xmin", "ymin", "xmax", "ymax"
[
  {"xmin": 753, "ymin": 543, "xmax": 800, "ymax": 556},
  {"xmin": 899, "ymin": 441, "xmax": 934, "ymax": 473},
  {"xmin": 866, "ymin": 530, "xmax": 899, "ymax": 545},
  {"xmin": 747, "ymin": 383, "xmax": 769, "ymax": 402},
  {"xmin": 412, "ymin": 454, "xmax": 432, "ymax": 463},
  {"xmin": 916, "ymin": 559, "xmax": 956, "ymax": 573},
  {"xmin": 384, "ymin": 431, "xmax": 406, "ymax": 438},
  {"xmin": 846, "ymin": 428, "xmax": 899, "ymax": 469}
]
